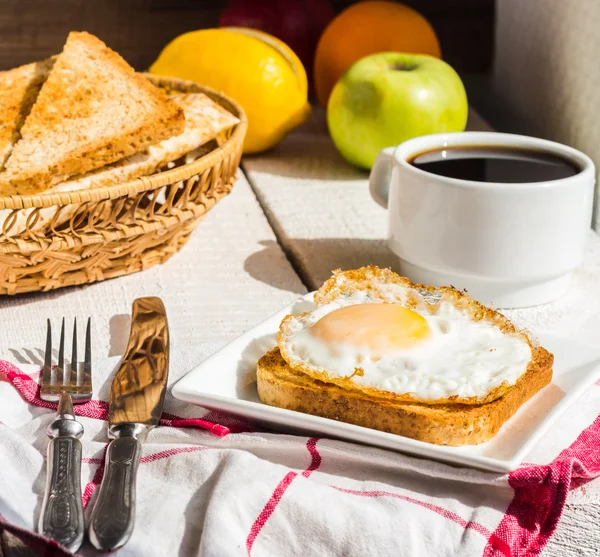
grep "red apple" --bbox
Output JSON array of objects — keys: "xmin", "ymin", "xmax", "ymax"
[{"xmin": 219, "ymin": 0, "xmax": 334, "ymax": 89}]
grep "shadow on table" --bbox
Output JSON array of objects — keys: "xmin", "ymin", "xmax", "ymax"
[
  {"xmin": 8, "ymin": 347, "xmax": 45, "ymax": 366},
  {"xmin": 245, "ymin": 239, "xmax": 398, "ymax": 292}
]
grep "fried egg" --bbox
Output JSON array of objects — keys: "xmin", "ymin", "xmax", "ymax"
[{"xmin": 278, "ymin": 287, "xmax": 532, "ymax": 401}]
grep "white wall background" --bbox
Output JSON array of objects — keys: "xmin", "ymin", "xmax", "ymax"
[{"xmin": 493, "ymin": 0, "xmax": 600, "ymax": 228}]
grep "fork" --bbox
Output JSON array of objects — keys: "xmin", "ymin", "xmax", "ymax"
[{"xmin": 38, "ymin": 317, "xmax": 92, "ymax": 552}]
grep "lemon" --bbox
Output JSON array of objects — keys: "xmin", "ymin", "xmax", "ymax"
[{"xmin": 150, "ymin": 28, "xmax": 311, "ymax": 153}]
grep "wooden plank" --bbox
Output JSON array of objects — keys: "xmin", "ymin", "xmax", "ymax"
[{"xmin": 0, "ymin": 0, "xmax": 492, "ymax": 72}]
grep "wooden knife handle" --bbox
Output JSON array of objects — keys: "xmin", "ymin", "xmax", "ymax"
[
  {"xmin": 39, "ymin": 435, "xmax": 85, "ymax": 552},
  {"xmin": 88, "ymin": 436, "xmax": 142, "ymax": 551}
]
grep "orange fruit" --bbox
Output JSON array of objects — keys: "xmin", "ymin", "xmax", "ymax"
[{"xmin": 314, "ymin": 1, "xmax": 441, "ymax": 106}]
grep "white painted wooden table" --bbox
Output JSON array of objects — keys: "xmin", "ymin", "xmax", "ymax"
[{"xmin": 1, "ymin": 109, "xmax": 598, "ymax": 556}]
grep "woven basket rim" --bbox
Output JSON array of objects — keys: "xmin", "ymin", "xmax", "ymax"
[{"xmin": 0, "ymin": 76, "xmax": 247, "ymax": 210}]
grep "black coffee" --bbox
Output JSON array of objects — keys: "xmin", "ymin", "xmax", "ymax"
[{"xmin": 409, "ymin": 146, "xmax": 580, "ymax": 183}]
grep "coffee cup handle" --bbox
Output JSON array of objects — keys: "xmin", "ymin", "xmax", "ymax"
[{"xmin": 369, "ymin": 147, "xmax": 395, "ymax": 209}]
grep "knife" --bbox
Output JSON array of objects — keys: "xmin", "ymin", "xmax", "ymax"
[{"xmin": 88, "ymin": 297, "xmax": 170, "ymax": 551}]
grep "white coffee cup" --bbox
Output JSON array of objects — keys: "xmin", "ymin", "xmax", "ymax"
[{"xmin": 369, "ymin": 132, "xmax": 595, "ymax": 308}]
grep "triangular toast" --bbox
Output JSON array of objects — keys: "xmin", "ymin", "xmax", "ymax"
[
  {"xmin": 2, "ymin": 31, "xmax": 184, "ymax": 194},
  {"xmin": 57, "ymin": 93, "xmax": 239, "ymax": 191},
  {"xmin": 0, "ymin": 58, "xmax": 54, "ymax": 171}
]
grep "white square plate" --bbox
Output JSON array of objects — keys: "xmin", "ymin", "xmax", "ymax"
[{"xmin": 172, "ymin": 294, "xmax": 600, "ymax": 472}]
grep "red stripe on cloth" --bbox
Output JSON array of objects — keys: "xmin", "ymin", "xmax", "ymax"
[
  {"xmin": 0, "ymin": 360, "xmax": 235, "ymax": 436},
  {"xmin": 82, "ymin": 457, "xmax": 103, "ymax": 464},
  {"xmin": 484, "ymin": 413, "xmax": 600, "ymax": 556},
  {"xmin": 161, "ymin": 417, "xmax": 230, "ymax": 437},
  {"xmin": 246, "ymin": 471, "xmax": 298, "ymax": 554},
  {"xmin": 0, "ymin": 361, "xmax": 111, "ymax": 420},
  {"xmin": 246, "ymin": 438, "xmax": 321, "ymax": 555},
  {"xmin": 302, "ymin": 437, "xmax": 322, "ymax": 478}
]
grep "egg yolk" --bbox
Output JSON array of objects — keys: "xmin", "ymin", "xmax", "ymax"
[{"xmin": 311, "ymin": 303, "xmax": 431, "ymax": 353}]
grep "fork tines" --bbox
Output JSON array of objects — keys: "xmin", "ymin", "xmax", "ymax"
[{"xmin": 41, "ymin": 317, "xmax": 92, "ymax": 401}]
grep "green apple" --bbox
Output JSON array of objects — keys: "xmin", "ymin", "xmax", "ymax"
[{"xmin": 327, "ymin": 52, "xmax": 468, "ymax": 169}]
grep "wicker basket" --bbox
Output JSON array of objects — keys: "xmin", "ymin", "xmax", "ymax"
[{"xmin": 0, "ymin": 76, "xmax": 247, "ymax": 295}]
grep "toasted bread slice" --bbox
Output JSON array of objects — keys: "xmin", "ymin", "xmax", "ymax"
[
  {"xmin": 55, "ymin": 93, "xmax": 238, "ymax": 191},
  {"xmin": 0, "ymin": 58, "xmax": 54, "ymax": 170},
  {"xmin": 257, "ymin": 347, "xmax": 553, "ymax": 446},
  {"xmin": 1, "ymin": 31, "xmax": 184, "ymax": 194},
  {"xmin": 278, "ymin": 266, "xmax": 553, "ymax": 406}
]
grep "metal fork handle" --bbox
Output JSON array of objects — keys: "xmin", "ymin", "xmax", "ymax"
[
  {"xmin": 88, "ymin": 432, "xmax": 142, "ymax": 551},
  {"xmin": 39, "ymin": 393, "xmax": 85, "ymax": 552}
]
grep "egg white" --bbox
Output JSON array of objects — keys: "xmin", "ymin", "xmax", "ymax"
[{"xmin": 280, "ymin": 291, "xmax": 532, "ymax": 400}]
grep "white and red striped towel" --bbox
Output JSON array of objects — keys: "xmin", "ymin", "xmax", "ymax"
[{"xmin": 0, "ymin": 344, "xmax": 599, "ymax": 557}]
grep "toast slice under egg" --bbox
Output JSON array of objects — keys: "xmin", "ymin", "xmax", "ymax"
[
  {"xmin": 257, "ymin": 347, "xmax": 553, "ymax": 446},
  {"xmin": 257, "ymin": 266, "xmax": 554, "ymax": 446}
]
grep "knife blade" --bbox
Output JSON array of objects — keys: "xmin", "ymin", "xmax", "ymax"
[{"xmin": 88, "ymin": 297, "xmax": 169, "ymax": 551}]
